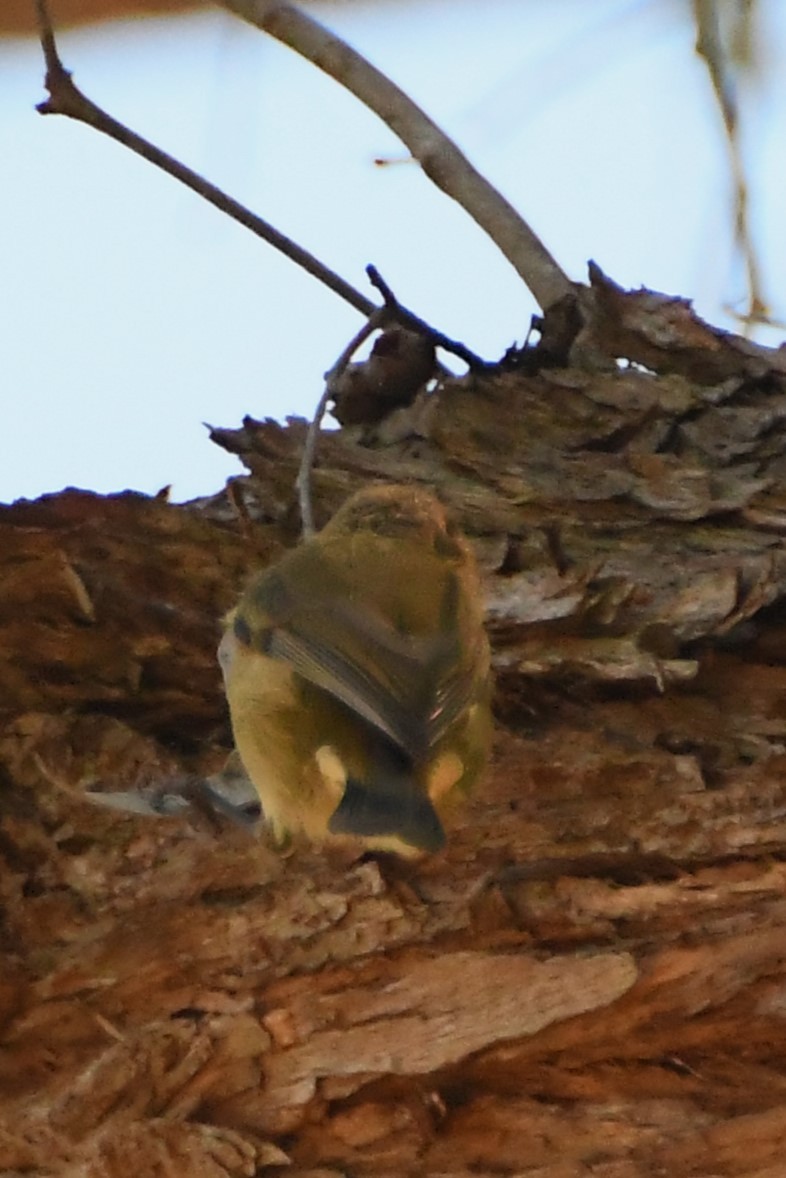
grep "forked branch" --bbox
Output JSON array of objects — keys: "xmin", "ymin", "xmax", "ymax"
[
  {"xmin": 33, "ymin": 0, "xmax": 486, "ymax": 368},
  {"xmin": 220, "ymin": 0, "xmax": 574, "ymax": 312},
  {"xmin": 34, "ymin": 0, "xmax": 375, "ymax": 317}
]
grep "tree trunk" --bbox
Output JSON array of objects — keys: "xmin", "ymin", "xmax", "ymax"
[{"xmin": 3, "ymin": 272, "xmax": 786, "ymax": 1176}]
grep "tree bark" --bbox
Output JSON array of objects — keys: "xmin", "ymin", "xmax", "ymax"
[{"xmin": 2, "ymin": 274, "xmax": 786, "ymax": 1176}]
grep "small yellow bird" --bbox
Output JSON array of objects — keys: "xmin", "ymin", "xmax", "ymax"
[{"xmin": 218, "ymin": 484, "xmax": 491, "ymax": 857}]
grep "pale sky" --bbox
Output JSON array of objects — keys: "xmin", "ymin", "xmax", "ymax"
[{"xmin": 1, "ymin": 0, "xmax": 784, "ymax": 504}]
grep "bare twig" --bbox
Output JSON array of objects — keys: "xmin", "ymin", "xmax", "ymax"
[
  {"xmin": 33, "ymin": 0, "xmax": 489, "ymax": 368},
  {"xmin": 365, "ymin": 266, "xmax": 485, "ymax": 369},
  {"xmin": 692, "ymin": 0, "xmax": 769, "ymax": 330},
  {"xmin": 366, "ymin": 267, "xmax": 399, "ymax": 309},
  {"xmin": 296, "ymin": 260, "xmax": 483, "ymax": 535},
  {"xmin": 220, "ymin": 0, "xmax": 574, "ymax": 313},
  {"xmin": 34, "ymin": 0, "xmax": 57, "ymax": 66},
  {"xmin": 33, "ymin": 0, "xmax": 375, "ymax": 318},
  {"xmin": 296, "ymin": 307, "xmax": 389, "ymax": 538}
]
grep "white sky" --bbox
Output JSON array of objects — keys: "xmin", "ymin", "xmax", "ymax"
[{"xmin": 1, "ymin": 0, "xmax": 784, "ymax": 504}]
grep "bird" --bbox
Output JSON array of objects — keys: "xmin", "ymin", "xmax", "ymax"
[{"xmin": 218, "ymin": 483, "xmax": 492, "ymax": 857}]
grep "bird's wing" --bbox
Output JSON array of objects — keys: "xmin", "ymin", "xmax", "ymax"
[{"xmin": 246, "ymin": 570, "xmax": 478, "ymax": 761}]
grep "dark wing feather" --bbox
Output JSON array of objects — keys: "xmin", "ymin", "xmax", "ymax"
[
  {"xmin": 265, "ymin": 612, "xmax": 431, "ymax": 758},
  {"xmin": 252, "ymin": 569, "xmax": 476, "ymax": 761}
]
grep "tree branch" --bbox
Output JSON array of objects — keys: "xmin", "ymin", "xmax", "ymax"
[
  {"xmin": 692, "ymin": 0, "xmax": 770, "ymax": 330},
  {"xmin": 295, "ymin": 306, "xmax": 389, "ymax": 538},
  {"xmin": 219, "ymin": 0, "xmax": 575, "ymax": 312},
  {"xmin": 33, "ymin": 0, "xmax": 488, "ymax": 368},
  {"xmin": 365, "ymin": 265, "xmax": 484, "ymax": 369},
  {"xmin": 33, "ymin": 0, "xmax": 376, "ymax": 317}
]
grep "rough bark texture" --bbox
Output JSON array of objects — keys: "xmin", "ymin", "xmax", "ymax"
[
  {"xmin": 1, "ymin": 0, "xmax": 199, "ymax": 34},
  {"xmin": 3, "ymin": 270, "xmax": 786, "ymax": 1176}
]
